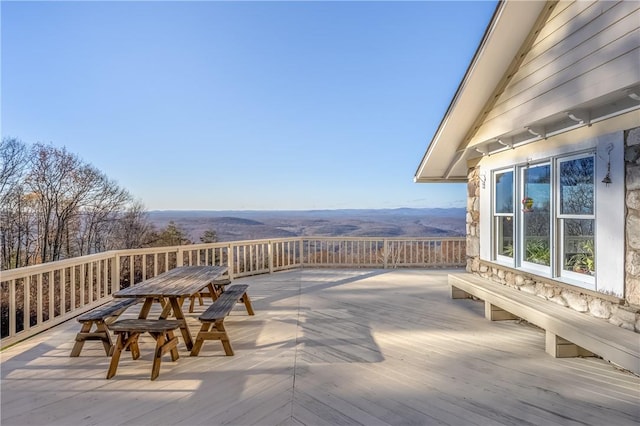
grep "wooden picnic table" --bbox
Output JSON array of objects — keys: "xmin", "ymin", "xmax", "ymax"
[{"xmin": 113, "ymin": 265, "xmax": 228, "ymax": 351}]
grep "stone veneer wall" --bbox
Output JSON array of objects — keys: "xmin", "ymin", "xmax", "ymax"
[
  {"xmin": 625, "ymin": 127, "xmax": 640, "ymax": 307},
  {"xmin": 466, "ymin": 128, "xmax": 640, "ymax": 333}
]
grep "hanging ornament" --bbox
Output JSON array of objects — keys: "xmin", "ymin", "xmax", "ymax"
[
  {"xmin": 601, "ymin": 143, "xmax": 613, "ymax": 186},
  {"xmin": 522, "ymin": 161, "xmax": 534, "ymax": 212}
]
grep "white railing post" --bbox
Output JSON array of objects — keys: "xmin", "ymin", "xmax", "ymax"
[
  {"xmin": 227, "ymin": 243, "xmax": 235, "ymax": 280},
  {"xmin": 268, "ymin": 241, "xmax": 274, "ymax": 274},
  {"xmin": 176, "ymin": 247, "xmax": 184, "ymax": 267},
  {"xmin": 23, "ymin": 276, "xmax": 30, "ymax": 332},
  {"xmin": 299, "ymin": 238, "xmax": 304, "ymax": 267},
  {"xmin": 37, "ymin": 273, "xmax": 43, "ymax": 325},
  {"xmin": 114, "ymin": 253, "xmax": 121, "ymax": 291},
  {"xmin": 383, "ymin": 239, "xmax": 388, "ymax": 269},
  {"xmin": 9, "ymin": 278, "xmax": 16, "ymax": 339}
]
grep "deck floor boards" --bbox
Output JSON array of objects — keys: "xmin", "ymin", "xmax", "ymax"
[{"xmin": 1, "ymin": 269, "xmax": 638, "ymax": 425}]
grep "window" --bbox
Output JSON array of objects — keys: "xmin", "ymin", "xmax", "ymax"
[
  {"xmin": 520, "ymin": 163, "xmax": 551, "ymax": 274},
  {"xmin": 557, "ymin": 155, "xmax": 595, "ymax": 283},
  {"xmin": 491, "ymin": 152, "xmax": 595, "ymax": 285},
  {"xmin": 493, "ymin": 170, "xmax": 513, "ymax": 260}
]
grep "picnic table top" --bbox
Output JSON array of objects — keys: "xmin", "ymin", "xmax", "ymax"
[{"xmin": 113, "ymin": 265, "xmax": 228, "ymax": 298}]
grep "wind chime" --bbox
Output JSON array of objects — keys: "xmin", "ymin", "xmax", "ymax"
[
  {"xmin": 522, "ymin": 162, "xmax": 534, "ymax": 212},
  {"xmin": 601, "ymin": 143, "xmax": 613, "ymax": 186}
]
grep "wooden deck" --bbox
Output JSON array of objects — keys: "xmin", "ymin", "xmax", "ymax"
[{"xmin": 1, "ymin": 269, "xmax": 638, "ymax": 425}]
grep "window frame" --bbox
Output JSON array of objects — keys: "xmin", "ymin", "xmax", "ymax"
[
  {"xmin": 489, "ymin": 150, "xmax": 597, "ymax": 288},
  {"xmin": 555, "ymin": 153, "xmax": 596, "ymax": 287},
  {"xmin": 518, "ymin": 161, "xmax": 552, "ymax": 276}
]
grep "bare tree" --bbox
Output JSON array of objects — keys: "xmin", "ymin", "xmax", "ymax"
[
  {"xmin": 1, "ymin": 139, "xmax": 158, "ymax": 269},
  {"xmin": 0, "ymin": 138, "xmax": 30, "ymax": 268},
  {"xmin": 109, "ymin": 200, "xmax": 154, "ymax": 250},
  {"xmin": 74, "ymin": 173, "xmax": 132, "ymax": 255},
  {"xmin": 25, "ymin": 145, "xmax": 88, "ymax": 261},
  {"xmin": 0, "ymin": 137, "xmax": 28, "ymax": 205}
]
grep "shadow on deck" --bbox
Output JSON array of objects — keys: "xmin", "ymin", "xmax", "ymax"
[{"xmin": 1, "ymin": 269, "xmax": 638, "ymax": 425}]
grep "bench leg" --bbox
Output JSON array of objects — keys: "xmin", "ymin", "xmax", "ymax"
[
  {"xmin": 190, "ymin": 321, "xmax": 234, "ymax": 356},
  {"xmin": 70, "ymin": 321, "xmax": 114, "ymax": 357},
  {"xmin": 99, "ymin": 322, "xmax": 114, "ymax": 355},
  {"xmin": 485, "ymin": 302, "xmax": 519, "ymax": 321},
  {"xmin": 107, "ymin": 331, "xmax": 140, "ymax": 379},
  {"xmin": 149, "ymin": 330, "xmax": 180, "ymax": 381},
  {"xmin": 216, "ymin": 321, "xmax": 234, "ymax": 355},
  {"xmin": 107, "ymin": 333, "xmax": 125, "ymax": 379},
  {"xmin": 191, "ymin": 323, "xmax": 209, "ymax": 356},
  {"xmin": 70, "ymin": 322, "xmax": 92, "ymax": 357},
  {"xmin": 240, "ymin": 292, "xmax": 255, "ymax": 316},
  {"xmin": 545, "ymin": 331, "xmax": 595, "ymax": 358}
]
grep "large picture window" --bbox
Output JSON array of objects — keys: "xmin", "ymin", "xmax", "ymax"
[{"xmin": 491, "ymin": 152, "xmax": 595, "ymax": 286}]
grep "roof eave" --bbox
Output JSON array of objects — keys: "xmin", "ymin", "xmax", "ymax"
[{"xmin": 414, "ymin": 0, "xmax": 550, "ymax": 183}]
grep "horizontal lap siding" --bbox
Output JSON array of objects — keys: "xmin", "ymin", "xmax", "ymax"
[{"xmin": 470, "ymin": 0, "xmax": 640, "ymax": 144}]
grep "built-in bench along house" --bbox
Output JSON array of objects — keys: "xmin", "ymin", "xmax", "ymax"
[{"xmin": 415, "ymin": 1, "xmax": 639, "ymax": 336}]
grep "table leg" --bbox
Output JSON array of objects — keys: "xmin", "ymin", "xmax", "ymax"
[
  {"xmin": 138, "ymin": 298, "xmax": 154, "ymax": 319},
  {"xmin": 159, "ymin": 297, "xmax": 173, "ymax": 319},
  {"xmin": 207, "ymin": 283, "xmax": 218, "ymax": 301},
  {"xmin": 168, "ymin": 297, "xmax": 193, "ymax": 351}
]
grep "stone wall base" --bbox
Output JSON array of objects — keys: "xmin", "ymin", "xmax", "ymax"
[{"xmin": 467, "ymin": 257, "xmax": 640, "ymax": 333}]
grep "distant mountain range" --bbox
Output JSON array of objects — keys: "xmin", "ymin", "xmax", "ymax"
[{"xmin": 147, "ymin": 208, "xmax": 466, "ymax": 243}]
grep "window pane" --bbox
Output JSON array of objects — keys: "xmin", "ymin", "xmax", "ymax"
[
  {"xmin": 497, "ymin": 216, "xmax": 513, "ymax": 257},
  {"xmin": 495, "ymin": 171, "xmax": 513, "ymax": 213},
  {"xmin": 560, "ymin": 156, "xmax": 594, "ymax": 215},
  {"xmin": 563, "ymin": 219, "xmax": 595, "ymax": 275},
  {"xmin": 523, "ymin": 165, "xmax": 550, "ymax": 266}
]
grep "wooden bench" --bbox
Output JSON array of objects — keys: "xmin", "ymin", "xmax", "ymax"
[
  {"xmin": 106, "ymin": 319, "xmax": 181, "ymax": 380},
  {"xmin": 190, "ymin": 284, "xmax": 255, "ymax": 357},
  {"xmin": 449, "ymin": 273, "xmax": 640, "ymax": 375},
  {"xmin": 188, "ymin": 277, "xmax": 232, "ymax": 313},
  {"xmin": 70, "ymin": 298, "xmax": 141, "ymax": 357}
]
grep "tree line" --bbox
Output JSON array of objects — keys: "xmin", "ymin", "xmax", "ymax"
[{"xmin": 0, "ymin": 138, "xmax": 215, "ymax": 270}]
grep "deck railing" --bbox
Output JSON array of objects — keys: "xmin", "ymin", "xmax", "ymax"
[{"xmin": 0, "ymin": 236, "xmax": 465, "ymax": 347}]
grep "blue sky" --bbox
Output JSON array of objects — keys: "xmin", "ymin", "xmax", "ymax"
[{"xmin": 2, "ymin": 0, "xmax": 497, "ymax": 211}]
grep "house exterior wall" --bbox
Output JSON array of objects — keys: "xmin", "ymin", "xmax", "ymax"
[
  {"xmin": 466, "ymin": 127, "xmax": 640, "ymax": 333},
  {"xmin": 468, "ymin": 0, "xmax": 640, "ymax": 147}
]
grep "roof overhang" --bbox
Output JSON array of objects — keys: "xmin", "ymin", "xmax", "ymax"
[
  {"xmin": 414, "ymin": 0, "xmax": 640, "ymax": 184},
  {"xmin": 414, "ymin": 0, "xmax": 550, "ymax": 183}
]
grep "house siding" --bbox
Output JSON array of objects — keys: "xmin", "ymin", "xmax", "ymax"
[{"xmin": 469, "ymin": 0, "xmax": 640, "ymax": 146}]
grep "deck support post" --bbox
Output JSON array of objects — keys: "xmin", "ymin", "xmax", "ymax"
[
  {"xmin": 451, "ymin": 285, "xmax": 471, "ymax": 299},
  {"xmin": 545, "ymin": 331, "xmax": 595, "ymax": 358},
  {"xmin": 485, "ymin": 302, "xmax": 519, "ymax": 321}
]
